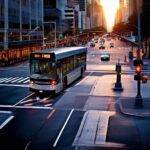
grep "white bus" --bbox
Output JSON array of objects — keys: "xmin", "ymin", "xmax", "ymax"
[{"xmin": 29, "ymin": 47, "xmax": 87, "ymax": 95}]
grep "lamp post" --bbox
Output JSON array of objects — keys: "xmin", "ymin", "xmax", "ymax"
[{"xmin": 44, "ymin": 21, "xmax": 57, "ymax": 48}]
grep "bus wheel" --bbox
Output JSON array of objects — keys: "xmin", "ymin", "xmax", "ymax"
[
  {"xmin": 80, "ymin": 67, "xmax": 84, "ymax": 78},
  {"xmin": 51, "ymin": 90, "xmax": 56, "ymax": 98},
  {"xmin": 63, "ymin": 77, "xmax": 67, "ymax": 89}
]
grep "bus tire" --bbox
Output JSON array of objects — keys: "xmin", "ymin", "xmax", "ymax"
[
  {"xmin": 63, "ymin": 77, "xmax": 67, "ymax": 89},
  {"xmin": 80, "ymin": 67, "xmax": 84, "ymax": 78}
]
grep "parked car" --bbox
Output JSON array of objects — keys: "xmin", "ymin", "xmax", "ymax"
[
  {"xmin": 99, "ymin": 44, "xmax": 105, "ymax": 49},
  {"xmin": 100, "ymin": 51, "xmax": 110, "ymax": 61},
  {"xmin": 90, "ymin": 42, "xmax": 95, "ymax": 47},
  {"xmin": 110, "ymin": 42, "xmax": 114, "ymax": 48}
]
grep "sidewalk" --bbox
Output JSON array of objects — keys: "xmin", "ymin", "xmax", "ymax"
[{"xmin": 119, "ymin": 98, "xmax": 150, "ymax": 117}]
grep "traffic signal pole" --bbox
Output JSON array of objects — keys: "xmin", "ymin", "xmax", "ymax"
[{"xmin": 134, "ymin": 1, "xmax": 143, "ymax": 107}]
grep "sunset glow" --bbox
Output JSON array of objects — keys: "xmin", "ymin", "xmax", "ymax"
[{"xmin": 101, "ymin": 0, "xmax": 119, "ymax": 32}]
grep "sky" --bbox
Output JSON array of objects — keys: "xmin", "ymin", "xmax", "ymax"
[{"xmin": 100, "ymin": 0, "xmax": 120, "ymax": 32}]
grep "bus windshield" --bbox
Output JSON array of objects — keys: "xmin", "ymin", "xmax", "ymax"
[{"xmin": 30, "ymin": 60, "xmax": 57, "ymax": 79}]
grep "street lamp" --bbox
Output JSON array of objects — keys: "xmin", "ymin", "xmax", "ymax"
[{"xmin": 44, "ymin": 21, "xmax": 57, "ymax": 48}]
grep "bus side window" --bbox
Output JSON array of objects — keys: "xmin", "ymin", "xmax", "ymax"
[{"xmin": 57, "ymin": 68, "xmax": 60, "ymax": 81}]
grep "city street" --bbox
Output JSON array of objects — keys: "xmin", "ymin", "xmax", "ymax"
[{"xmin": 0, "ymin": 37, "xmax": 150, "ymax": 150}]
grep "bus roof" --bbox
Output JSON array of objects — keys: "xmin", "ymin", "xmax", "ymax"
[{"xmin": 32, "ymin": 47, "xmax": 87, "ymax": 61}]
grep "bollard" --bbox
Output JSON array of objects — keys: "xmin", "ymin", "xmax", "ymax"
[{"xmin": 113, "ymin": 62, "xmax": 123, "ymax": 91}]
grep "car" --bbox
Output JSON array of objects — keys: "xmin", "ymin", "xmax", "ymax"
[
  {"xmin": 100, "ymin": 52, "xmax": 110, "ymax": 61},
  {"xmin": 90, "ymin": 42, "xmax": 95, "ymax": 47},
  {"xmin": 99, "ymin": 44, "xmax": 105, "ymax": 49},
  {"xmin": 110, "ymin": 42, "xmax": 114, "ymax": 48}
]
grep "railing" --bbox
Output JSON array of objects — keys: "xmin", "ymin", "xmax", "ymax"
[{"xmin": 0, "ymin": 33, "xmax": 94, "ymax": 66}]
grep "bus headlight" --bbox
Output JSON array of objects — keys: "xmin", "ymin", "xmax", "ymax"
[{"xmin": 30, "ymin": 81, "xmax": 34, "ymax": 86}]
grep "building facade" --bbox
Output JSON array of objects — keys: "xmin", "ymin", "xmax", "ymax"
[{"xmin": 0, "ymin": 0, "xmax": 43, "ymax": 50}]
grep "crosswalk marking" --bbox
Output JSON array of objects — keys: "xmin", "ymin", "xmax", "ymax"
[
  {"xmin": 23, "ymin": 79, "xmax": 30, "ymax": 83},
  {"xmin": 2, "ymin": 77, "xmax": 14, "ymax": 83},
  {"xmin": 0, "ymin": 78, "xmax": 8, "ymax": 83},
  {"xmin": 17, "ymin": 77, "xmax": 29, "ymax": 83},
  {"xmin": 0, "ymin": 77, "xmax": 30, "ymax": 84},
  {"xmin": 11, "ymin": 77, "xmax": 24, "ymax": 83}
]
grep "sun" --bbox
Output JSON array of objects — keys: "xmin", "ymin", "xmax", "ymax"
[{"xmin": 101, "ymin": 0, "xmax": 119, "ymax": 32}]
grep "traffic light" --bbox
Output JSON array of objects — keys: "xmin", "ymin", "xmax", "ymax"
[
  {"xmin": 133, "ymin": 59, "xmax": 143, "ymax": 66},
  {"xmin": 135, "ymin": 65, "xmax": 142, "ymax": 74}
]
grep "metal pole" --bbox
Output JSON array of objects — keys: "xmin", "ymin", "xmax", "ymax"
[
  {"xmin": 137, "ymin": 0, "xmax": 141, "ymax": 50},
  {"xmin": 54, "ymin": 22, "xmax": 56, "ymax": 48},
  {"xmin": 42, "ymin": 0, "xmax": 45, "ymax": 47},
  {"xmin": 4, "ymin": 0, "xmax": 8, "ymax": 50},
  {"xmin": 135, "ymin": 0, "xmax": 143, "ymax": 107}
]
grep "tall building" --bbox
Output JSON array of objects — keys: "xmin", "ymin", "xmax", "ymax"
[{"xmin": 0, "ymin": 0, "xmax": 43, "ymax": 50}]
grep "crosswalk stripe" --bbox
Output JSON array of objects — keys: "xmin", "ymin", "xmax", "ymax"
[
  {"xmin": 4, "ymin": 77, "xmax": 19, "ymax": 83},
  {"xmin": 2, "ymin": 77, "xmax": 14, "ymax": 83},
  {"xmin": 23, "ymin": 79, "xmax": 30, "ymax": 83},
  {"xmin": 11, "ymin": 77, "xmax": 24, "ymax": 83},
  {"xmin": 17, "ymin": 77, "xmax": 29, "ymax": 83},
  {"xmin": 0, "ymin": 78, "xmax": 7, "ymax": 83}
]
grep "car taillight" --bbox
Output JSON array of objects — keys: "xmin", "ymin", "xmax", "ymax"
[{"xmin": 51, "ymin": 80, "xmax": 56, "ymax": 85}]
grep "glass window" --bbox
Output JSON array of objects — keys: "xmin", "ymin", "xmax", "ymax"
[{"xmin": 31, "ymin": 60, "xmax": 57, "ymax": 79}]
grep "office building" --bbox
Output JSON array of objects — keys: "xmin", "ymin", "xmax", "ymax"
[{"xmin": 0, "ymin": 0, "xmax": 43, "ymax": 50}]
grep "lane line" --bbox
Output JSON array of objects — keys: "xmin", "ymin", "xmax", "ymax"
[
  {"xmin": 24, "ymin": 141, "xmax": 31, "ymax": 150},
  {"xmin": 0, "ymin": 105, "xmax": 53, "ymax": 109},
  {"xmin": 44, "ymin": 103, "xmax": 52, "ymax": 107},
  {"xmin": 47, "ymin": 109, "xmax": 55, "ymax": 119},
  {"xmin": 0, "ymin": 116, "xmax": 14, "ymax": 129},
  {"xmin": 0, "ymin": 111, "xmax": 12, "ymax": 114},
  {"xmin": 20, "ymin": 99, "xmax": 34, "ymax": 104},
  {"xmin": 0, "ymin": 84, "xmax": 29, "ymax": 87},
  {"xmin": 24, "ymin": 110, "xmax": 55, "ymax": 150},
  {"xmin": 13, "ymin": 93, "xmax": 34, "ymax": 106},
  {"xmin": 53, "ymin": 109, "xmax": 74, "ymax": 147}
]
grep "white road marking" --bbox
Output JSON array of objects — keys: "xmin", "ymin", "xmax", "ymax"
[
  {"xmin": 11, "ymin": 77, "xmax": 24, "ymax": 83},
  {"xmin": 7, "ymin": 77, "xmax": 20, "ymax": 83},
  {"xmin": 0, "ymin": 78, "xmax": 7, "ymax": 82},
  {"xmin": 0, "ymin": 77, "xmax": 13, "ymax": 83},
  {"xmin": 14, "ymin": 105, "xmax": 53, "ymax": 109},
  {"xmin": 0, "ymin": 111, "xmax": 12, "ymax": 114},
  {"xmin": 0, "ymin": 84, "xmax": 29, "ymax": 87},
  {"xmin": 17, "ymin": 77, "xmax": 29, "ymax": 83},
  {"xmin": 13, "ymin": 93, "xmax": 34, "ymax": 106},
  {"xmin": 24, "ymin": 141, "xmax": 31, "ymax": 150},
  {"xmin": 4, "ymin": 77, "xmax": 19, "ymax": 83},
  {"xmin": 0, "ymin": 104, "xmax": 53, "ymax": 109},
  {"xmin": 47, "ymin": 109, "xmax": 55, "ymax": 119},
  {"xmin": 44, "ymin": 103, "xmax": 52, "ymax": 107},
  {"xmin": 53, "ymin": 109, "xmax": 74, "ymax": 147},
  {"xmin": 23, "ymin": 79, "xmax": 30, "ymax": 83},
  {"xmin": 20, "ymin": 99, "xmax": 34, "ymax": 104},
  {"xmin": 0, "ymin": 116, "xmax": 14, "ymax": 129}
]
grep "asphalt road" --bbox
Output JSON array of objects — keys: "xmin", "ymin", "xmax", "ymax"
[{"xmin": 0, "ymin": 37, "xmax": 150, "ymax": 150}]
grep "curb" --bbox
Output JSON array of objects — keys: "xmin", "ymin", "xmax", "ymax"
[{"xmin": 118, "ymin": 100, "xmax": 147, "ymax": 118}]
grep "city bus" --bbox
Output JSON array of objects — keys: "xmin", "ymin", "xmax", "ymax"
[{"xmin": 29, "ymin": 47, "xmax": 87, "ymax": 95}]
